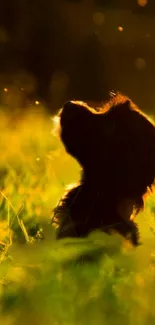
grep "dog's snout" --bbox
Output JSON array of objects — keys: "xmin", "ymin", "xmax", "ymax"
[
  {"xmin": 63, "ymin": 101, "xmax": 75, "ymax": 115},
  {"xmin": 60, "ymin": 101, "xmax": 77, "ymax": 126}
]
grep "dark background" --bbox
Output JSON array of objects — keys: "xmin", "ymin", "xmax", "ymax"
[{"xmin": 0, "ymin": 0, "xmax": 155, "ymax": 114}]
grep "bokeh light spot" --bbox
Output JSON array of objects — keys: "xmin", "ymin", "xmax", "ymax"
[
  {"xmin": 118, "ymin": 26, "xmax": 124, "ymax": 32},
  {"xmin": 50, "ymin": 71, "xmax": 69, "ymax": 90},
  {"xmin": 137, "ymin": 0, "xmax": 148, "ymax": 7},
  {"xmin": 0, "ymin": 28, "xmax": 8, "ymax": 43},
  {"xmin": 93, "ymin": 12, "xmax": 105, "ymax": 26},
  {"xmin": 135, "ymin": 58, "xmax": 146, "ymax": 70}
]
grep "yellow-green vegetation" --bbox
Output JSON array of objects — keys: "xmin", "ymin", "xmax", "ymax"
[{"xmin": 0, "ymin": 105, "xmax": 155, "ymax": 325}]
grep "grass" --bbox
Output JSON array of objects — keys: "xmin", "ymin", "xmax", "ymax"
[{"xmin": 0, "ymin": 104, "xmax": 155, "ymax": 324}]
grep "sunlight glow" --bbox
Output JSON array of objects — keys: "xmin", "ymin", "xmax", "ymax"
[{"xmin": 51, "ymin": 115, "xmax": 60, "ymax": 137}]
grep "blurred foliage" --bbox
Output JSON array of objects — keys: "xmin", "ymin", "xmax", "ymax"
[{"xmin": 0, "ymin": 105, "xmax": 154, "ymax": 324}]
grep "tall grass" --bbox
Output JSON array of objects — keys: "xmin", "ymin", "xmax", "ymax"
[{"xmin": 0, "ymin": 105, "xmax": 155, "ymax": 324}]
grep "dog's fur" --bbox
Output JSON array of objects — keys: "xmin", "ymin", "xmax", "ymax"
[{"xmin": 52, "ymin": 94, "xmax": 155, "ymax": 245}]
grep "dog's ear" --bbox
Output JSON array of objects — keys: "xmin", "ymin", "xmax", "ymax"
[
  {"xmin": 124, "ymin": 100, "xmax": 130, "ymax": 107},
  {"xmin": 116, "ymin": 100, "xmax": 131, "ymax": 113}
]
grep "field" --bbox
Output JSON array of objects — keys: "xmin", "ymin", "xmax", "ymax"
[{"xmin": 0, "ymin": 104, "xmax": 155, "ymax": 325}]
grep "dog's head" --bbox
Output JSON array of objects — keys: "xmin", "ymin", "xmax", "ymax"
[{"xmin": 58, "ymin": 94, "xmax": 155, "ymax": 207}]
